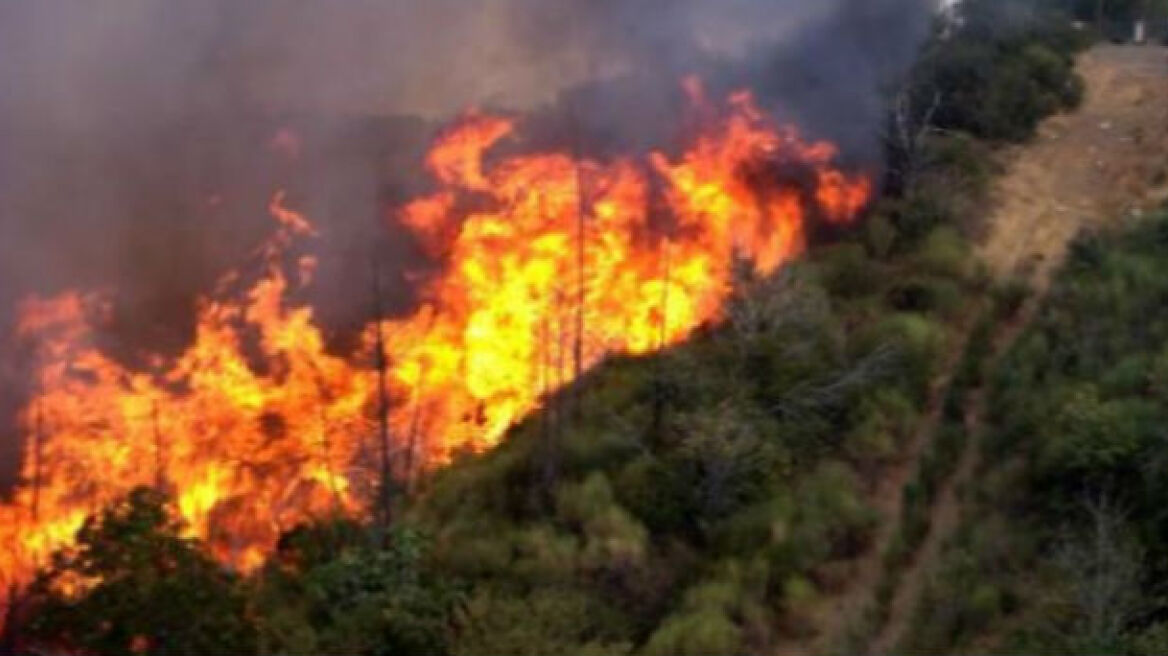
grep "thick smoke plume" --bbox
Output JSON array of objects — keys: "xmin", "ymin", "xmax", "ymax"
[{"xmin": 0, "ymin": 0, "xmax": 934, "ymax": 487}]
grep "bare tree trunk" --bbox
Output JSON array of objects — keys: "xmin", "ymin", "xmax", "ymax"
[
  {"xmin": 1056, "ymin": 492, "xmax": 1144, "ymax": 648},
  {"xmin": 30, "ymin": 402, "xmax": 42, "ymax": 523},
  {"xmin": 572, "ymin": 139, "xmax": 588, "ymax": 422},
  {"xmin": 570, "ymin": 52, "xmax": 595, "ymax": 420},
  {"xmin": 649, "ymin": 238, "xmax": 673, "ymax": 445},
  {"xmin": 371, "ymin": 256, "xmax": 393, "ymax": 541},
  {"xmin": 542, "ymin": 309, "xmax": 567, "ymax": 497},
  {"xmin": 533, "ymin": 316, "xmax": 557, "ymax": 506},
  {"xmin": 0, "ymin": 584, "xmax": 21, "ymax": 656},
  {"xmin": 403, "ymin": 367, "xmax": 425, "ymax": 494},
  {"xmin": 660, "ymin": 238, "xmax": 672, "ymax": 349},
  {"xmin": 319, "ymin": 405, "xmax": 342, "ymax": 512},
  {"xmin": 886, "ymin": 86, "xmax": 941, "ymax": 195},
  {"xmin": 152, "ymin": 401, "xmax": 166, "ymax": 493},
  {"xmin": 575, "ymin": 171, "xmax": 586, "ymax": 384}
]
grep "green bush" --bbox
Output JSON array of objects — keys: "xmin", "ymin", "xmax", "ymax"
[
  {"xmin": 256, "ymin": 527, "xmax": 464, "ymax": 656},
  {"xmin": 817, "ymin": 243, "xmax": 882, "ymax": 299},
  {"xmin": 641, "ymin": 607, "xmax": 742, "ymax": 656},
  {"xmin": 865, "ymin": 213, "xmax": 899, "ymax": 260},
  {"xmin": 858, "ymin": 313, "xmax": 948, "ymax": 403},
  {"xmin": 915, "ymin": 227, "xmax": 972, "ymax": 281},
  {"xmin": 454, "ymin": 587, "xmax": 631, "ymax": 656}
]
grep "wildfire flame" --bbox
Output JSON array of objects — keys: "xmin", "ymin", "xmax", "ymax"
[{"xmin": 0, "ymin": 80, "xmax": 869, "ymax": 612}]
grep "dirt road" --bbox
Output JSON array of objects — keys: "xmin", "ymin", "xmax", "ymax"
[{"xmin": 979, "ymin": 45, "xmax": 1168, "ymax": 287}]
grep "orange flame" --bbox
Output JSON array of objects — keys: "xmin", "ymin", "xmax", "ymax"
[{"xmin": 0, "ymin": 81, "xmax": 869, "ymax": 614}]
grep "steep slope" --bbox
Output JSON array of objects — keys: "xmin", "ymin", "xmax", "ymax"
[
  {"xmin": 979, "ymin": 45, "xmax": 1168, "ymax": 284},
  {"xmin": 871, "ymin": 43, "xmax": 1168, "ymax": 655}
]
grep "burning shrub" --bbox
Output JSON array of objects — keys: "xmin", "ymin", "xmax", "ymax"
[{"xmin": 16, "ymin": 488, "xmax": 256, "ymax": 656}]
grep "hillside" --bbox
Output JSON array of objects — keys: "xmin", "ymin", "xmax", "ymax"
[
  {"xmin": 873, "ymin": 42, "xmax": 1168, "ymax": 656},
  {"xmin": 980, "ymin": 45, "xmax": 1168, "ymax": 283},
  {"xmin": 6, "ymin": 5, "xmax": 1168, "ymax": 656}
]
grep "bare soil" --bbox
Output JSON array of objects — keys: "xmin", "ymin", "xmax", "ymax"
[{"xmin": 979, "ymin": 45, "xmax": 1168, "ymax": 286}]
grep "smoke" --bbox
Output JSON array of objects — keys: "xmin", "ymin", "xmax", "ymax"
[{"xmin": 0, "ymin": 0, "xmax": 934, "ymax": 488}]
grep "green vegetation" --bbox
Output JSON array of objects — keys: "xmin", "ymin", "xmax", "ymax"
[
  {"xmin": 878, "ymin": 0, "xmax": 1088, "ymax": 249},
  {"xmin": 402, "ymin": 232, "xmax": 979, "ymax": 654},
  {"xmin": 910, "ymin": 0, "xmax": 1089, "ymax": 143},
  {"xmin": 11, "ymin": 226, "xmax": 980, "ymax": 654},
  {"xmin": 19, "ymin": 489, "xmax": 257, "ymax": 655},
  {"xmin": 901, "ymin": 209, "xmax": 1168, "ymax": 655}
]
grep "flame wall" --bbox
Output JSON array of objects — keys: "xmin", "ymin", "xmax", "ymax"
[{"xmin": 0, "ymin": 84, "xmax": 869, "ymax": 611}]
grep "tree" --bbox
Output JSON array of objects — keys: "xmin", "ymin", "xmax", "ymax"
[
  {"xmin": 371, "ymin": 253, "xmax": 397, "ymax": 541},
  {"xmin": 1054, "ymin": 494, "xmax": 1145, "ymax": 653},
  {"xmin": 18, "ymin": 487, "xmax": 256, "ymax": 655},
  {"xmin": 884, "ymin": 83, "xmax": 941, "ymax": 195}
]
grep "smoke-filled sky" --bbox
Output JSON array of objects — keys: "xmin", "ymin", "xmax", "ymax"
[{"xmin": 0, "ymin": 0, "xmax": 934, "ymax": 486}]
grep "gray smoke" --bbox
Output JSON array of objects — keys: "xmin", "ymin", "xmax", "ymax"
[{"xmin": 0, "ymin": 0, "xmax": 935, "ymax": 488}]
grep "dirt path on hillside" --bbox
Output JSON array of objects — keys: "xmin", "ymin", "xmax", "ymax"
[
  {"xmin": 868, "ymin": 310, "xmax": 1030, "ymax": 656},
  {"xmin": 771, "ymin": 335, "xmax": 972, "ymax": 656},
  {"xmin": 979, "ymin": 45, "xmax": 1168, "ymax": 287},
  {"xmin": 869, "ymin": 44, "xmax": 1168, "ymax": 655},
  {"xmin": 772, "ymin": 45, "xmax": 1168, "ymax": 656}
]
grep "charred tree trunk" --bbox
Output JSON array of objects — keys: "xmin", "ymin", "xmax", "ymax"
[
  {"xmin": 319, "ymin": 405, "xmax": 342, "ymax": 512},
  {"xmin": 570, "ymin": 53, "xmax": 594, "ymax": 421},
  {"xmin": 152, "ymin": 401, "xmax": 166, "ymax": 493},
  {"xmin": 403, "ymin": 368, "xmax": 425, "ymax": 495},
  {"xmin": 30, "ymin": 402, "xmax": 43, "ymax": 523},
  {"xmin": 572, "ymin": 140, "xmax": 588, "ymax": 421},
  {"xmin": 649, "ymin": 239, "xmax": 673, "ymax": 443},
  {"xmin": 371, "ymin": 256, "xmax": 394, "ymax": 543},
  {"xmin": 0, "ymin": 585, "xmax": 21, "ymax": 656},
  {"xmin": 536, "ymin": 311, "xmax": 565, "ymax": 504},
  {"xmin": 660, "ymin": 239, "xmax": 672, "ymax": 350}
]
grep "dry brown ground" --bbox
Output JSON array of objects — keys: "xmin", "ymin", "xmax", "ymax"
[{"xmin": 979, "ymin": 45, "xmax": 1168, "ymax": 287}]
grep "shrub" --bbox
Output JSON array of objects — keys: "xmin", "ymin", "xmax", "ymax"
[
  {"xmin": 817, "ymin": 243, "xmax": 881, "ymax": 299},
  {"xmin": 915, "ymin": 227, "xmax": 972, "ymax": 281},
  {"xmin": 887, "ymin": 275, "xmax": 964, "ymax": 318},
  {"xmin": 454, "ymin": 587, "xmax": 631, "ymax": 656},
  {"xmin": 865, "ymin": 213, "xmax": 899, "ymax": 260},
  {"xmin": 21, "ymin": 488, "xmax": 257, "ymax": 656},
  {"xmin": 641, "ymin": 607, "xmax": 742, "ymax": 656},
  {"xmin": 257, "ymin": 527, "xmax": 464, "ymax": 656}
]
